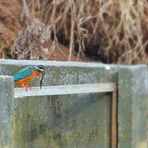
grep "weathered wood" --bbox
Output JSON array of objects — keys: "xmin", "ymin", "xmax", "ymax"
[
  {"xmin": 111, "ymin": 85, "xmax": 117, "ymax": 148},
  {"xmin": 14, "ymin": 83, "xmax": 116, "ymax": 98}
]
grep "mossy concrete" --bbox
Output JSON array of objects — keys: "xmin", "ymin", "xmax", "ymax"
[
  {"xmin": 0, "ymin": 60, "xmax": 147, "ymax": 148},
  {"xmin": 0, "ymin": 76, "xmax": 14, "ymax": 148},
  {"xmin": 118, "ymin": 66, "xmax": 148, "ymax": 148},
  {"xmin": 0, "ymin": 60, "xmax": 112, "ymax": 148}
]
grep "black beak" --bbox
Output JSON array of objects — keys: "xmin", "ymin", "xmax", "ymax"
[{"xmin": 40, "ymin": 70, "xmax": 45, "ymax": 89}]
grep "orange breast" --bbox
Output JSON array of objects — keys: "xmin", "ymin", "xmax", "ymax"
[{"xmin": 15, "ymin": 70, "xmax": 40, "ymax": 86}]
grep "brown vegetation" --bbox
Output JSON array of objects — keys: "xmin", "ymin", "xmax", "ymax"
[{"xmin": 0, "ymin": 0, "xmax": 148, "ymax": 64}]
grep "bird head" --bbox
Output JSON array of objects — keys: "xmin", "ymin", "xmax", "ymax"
[{"xmin": 35, "ymin": 64, "xmax": 45, "ymax": 89}]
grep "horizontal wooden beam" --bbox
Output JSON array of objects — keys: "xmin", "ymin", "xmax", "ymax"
[{"xmin": 14, "ymin": 83, "xmax": 116, "ymax": 98}]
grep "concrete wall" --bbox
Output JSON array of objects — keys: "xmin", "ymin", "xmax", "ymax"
[
  {"xmin": 0, "ymin": 59, "xmax": 147, "ymax": 148},
  {"xmin": 0, "ymin": 76, "xmax": 14, "ymax": 148},
  {"xmin": 118, "ymin": 66, "xmax": 148, "ymax": 148}
]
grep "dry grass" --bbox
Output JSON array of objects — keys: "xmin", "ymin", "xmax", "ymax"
[
  {"xmin": 0, "ymin": 0, "xmax": 22, "ymax": 58},
  {"xmin": 0, "ymin": 0, "xmax": 148, "ymax": 63},
  {"xmin": 26, "ymin": 0, "xmax": 148, "ymax": 64}
]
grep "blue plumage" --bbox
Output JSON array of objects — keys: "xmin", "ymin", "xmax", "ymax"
[{"xmin": 14, "ymin": 66, "xmax": 35, "ymax": 81}]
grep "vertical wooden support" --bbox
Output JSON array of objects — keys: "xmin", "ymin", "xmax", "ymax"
[
  {"xmin": 0, "ymin": 76, "xmax": 14, "ymax": 148},
  {"xmin": 111, "ymin": 85, "xmax": 117, "ymax": 148}
]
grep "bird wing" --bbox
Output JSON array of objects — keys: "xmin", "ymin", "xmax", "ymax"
[{"xmin": 14, "ymin": 66, "xmax": 35, "ymax": 81}]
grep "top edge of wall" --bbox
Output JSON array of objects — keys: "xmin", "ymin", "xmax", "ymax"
[{"xmin": 0, "ymin": 59, "xmax": 147, "ymax": 68}]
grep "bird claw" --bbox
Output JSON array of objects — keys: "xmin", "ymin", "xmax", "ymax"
[
  {"xmin": 23, "ymin": 85, "xmax": 31, "ymax": 91},
  {"xmin": 26, "ymin": 87, "xmax": 31, "ymax": 91}
]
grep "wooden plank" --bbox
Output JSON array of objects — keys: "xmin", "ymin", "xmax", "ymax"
[
  {"xmin": 111, "ymin": 85, "xmax": 117, "ymax": 148},
  {"xmin": 14, "ymin": 83, "xmax": 115, "ymax": 98}
]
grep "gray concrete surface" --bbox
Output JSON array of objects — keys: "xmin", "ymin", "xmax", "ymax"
[
  {"xmin": 0, "ymin": 60, "xmax": 112, "ymax": 148},
  {"xmin": 0, "ymin": 59, "xmax": 147, "ymax": 148},
  {"xmin": 118, "ymin": 66, "xmax": 148, "ymax": 148},
  {"xmin": 0, "ymin": 76, "xmax": 14, "ymax": 148}
]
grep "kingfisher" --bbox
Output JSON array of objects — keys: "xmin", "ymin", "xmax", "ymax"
[{"xmin": 14, "ymin": 65, "xmax": 45, "ymax": 91}]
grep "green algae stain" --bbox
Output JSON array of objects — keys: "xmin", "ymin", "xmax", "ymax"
[{"xmin": 12, "ymin": 93, "xmax": 110, "ymax": 148}]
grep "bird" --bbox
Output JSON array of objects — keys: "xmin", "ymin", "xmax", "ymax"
[{"xmin": 14, "ymin": 65, "xmax": 45, "ymax": 91}]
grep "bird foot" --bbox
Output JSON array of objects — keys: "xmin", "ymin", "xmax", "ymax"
[
  {"xmin": 23, "ymin": 85, "xmax": 31, "ymax": 91},
  {"xmin": 26, "ymin": 86, "xmax": 31, "ymax": 91}
]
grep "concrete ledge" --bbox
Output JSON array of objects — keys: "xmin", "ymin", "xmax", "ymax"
[{"xmin": 14, "ymin": 83, "xmax": 115, "ymax": 98}]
